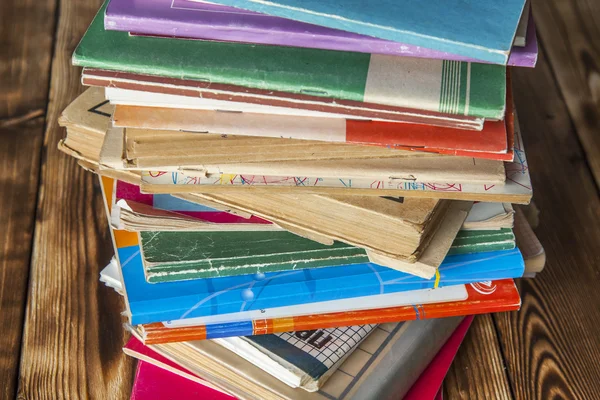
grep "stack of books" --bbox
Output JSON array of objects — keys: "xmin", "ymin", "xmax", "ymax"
[{"xmin": 59, "ymin": 0, "xmax": 546, "ymax": 398}]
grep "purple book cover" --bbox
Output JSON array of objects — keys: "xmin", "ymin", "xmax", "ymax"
[{"xmin": 105, "ymin": 0, "xmax": 538, "ymax": 67}]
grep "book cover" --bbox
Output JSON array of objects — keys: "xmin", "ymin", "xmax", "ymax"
[
  {"xmin": 448, "ymin": 228, "xmax": 515, "ymax": 256},
  {"xmin": 462, "ymin": 202, "xmax": 515, "ymax": 230},
  {"xmin": 126, "ymin": 318, "xmax": 463, "ymax": 399},
  {"xmin": 74, "ymin": 2, "xmax": 507, "ymax": 120},
  {"xmin": 403, "ymin": 315, "xmax": 474, "ymax": 400},
  {"xmin": 100, "ymin": 257, "xmax": 470, "ymax": 329},
  {"xmin": 182, "ymin": 0, "xmax": 526, "ymax": 65},
  {"xmin": 136, "ymin": 279, "xmax": 519, "ymax": 343},
  {"xmin": 105, "ymin": 0, "xmax": 537, "ymax": 67},
  {"xmin": 216, "ymin": 325, "xmax": 375, "ymax": 391},
  {"xmin": 131, "ymin": 360, "xmax": 233, "ymax": 399},
  {"xmin": 139, "ymin": 230, "xmax": 369, "ymax": 282},
  {"xmin": 119, "ymin": 234, "xmax": 523, "ymax": 325}
]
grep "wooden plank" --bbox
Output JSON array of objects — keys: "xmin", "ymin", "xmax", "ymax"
[
  {"xmin": 493, "ymin": 50, "xmax": 600, "ymax": 399},
  {"xmin": 443, "ymin": 315, "xmax": 513, "ymax": 399},
  {"xmin": 16, "ymin": 0, "xmax": 137, "ymax": 398},
  {"xmin": 532, "ymin": 0, "xmax": 600, "ymax": 188},
  {"xmin": 0, "ymin": 0, "xmax": 57, "ymax": 397}
]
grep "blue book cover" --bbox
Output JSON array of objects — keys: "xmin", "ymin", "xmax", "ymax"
[
  {"xmin": 201, "ymin": 0, "xmax": 527, "ymax": 65},
  {"xmin": 118, "ymin": 242, "xmax": 524, "ymax": 325}
]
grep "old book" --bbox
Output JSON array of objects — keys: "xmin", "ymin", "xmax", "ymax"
[
  {"xmin": 111, "ymin": 129, "xmax": 507, "ymax": 185},
  {"xmin": 57, "ymin": 88, "xmax": 109, "ymax": 162},
  {"xmin": 138, "ymin": 193, "xmax": 459, "ymax": 264},
  {"xmin": 74, "ymin": 4, "xmax": 508, "ymax": 122},
  {"xmin": 99, "ymin": 256, "xmax": 472, "ymax": 331},
  {"xmin": 134, "ymin": 278, "xmax": 519, "ymax": 344},
  {"xmin": 103, "ymin": 173, "xmax": 523, "ymax": 326},
  {"xmin": 130, "ymin": 361, "xmax": 234, "ymax": 399},
  {"xmin": 113, "ymin": 97, "xmax": 514, "ymax": 162},
  {"xmin": 138, "ymin": 230, "xmax": 369, "ymax": 282},
  {"xmin": 190, "ymin": 0, "xmax": 526, "ymax": 65},
  {"xmin": 462, "ymin": 202, "xmax": 515, "ymax": 230},
  {"xmin": 144, "ymin": 119, "xmax": 530, "ymax": 201},
  {"xmin": 127, "ymin": 318, "xmax": 463, "ymax": 400},
  {"xmin": 112, "ymin": 199, "xmax": 279, "ymax": 232},
  {"xmin": 215, "ymin": 326, "xmax": 375, "ymax": 391},
  {"xmin": 120, "ymin": 231, "xmax": 524, "ymax": 326},
  {"xmin": 58, "ymin": 89, "xmax": 531, "ymax": 203},
  {"xmin": 448, "ymin": 228, "xmax": 516, "ymax": 256},
  {"xmin": 514, "ymin": 207, "xmax": 546, "ymax": 277},
  {"xmin": 105, "ymin": 0, "xmax": 537, "ymax": 67},
  {"xmin": 97, "ymin": 252, "xmax": 519, "ymax": 344}
]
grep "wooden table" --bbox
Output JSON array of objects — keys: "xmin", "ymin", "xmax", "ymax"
[{"xmin": 1, "ymin": 0, "xmax": 599, "ymax": 398}]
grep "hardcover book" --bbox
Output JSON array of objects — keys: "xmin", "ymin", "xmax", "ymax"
[
  {"xmin": 186, "ymin": 0, "xmax": 527, "ymax": 65},
  {"xmin": 74, "ymin": 3, "xmax": 508, "ymax": 121},
  {"xmin": 104, "ymin": 0, "xmax": 537, "ymax": 67}
]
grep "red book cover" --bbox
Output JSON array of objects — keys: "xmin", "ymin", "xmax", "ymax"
[{"xmin": 404, "ymin": 315, "xmax": 475, "ymax": 400}]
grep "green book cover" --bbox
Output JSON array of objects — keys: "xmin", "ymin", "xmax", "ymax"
[
  {"xmin": 139, "ymin": 231, "xmax": 369, "ymax": 283},
  {"xmin": 73, "ymin": 2, "xmax": 506, "ymax": 119},
  {"xmin": 448, "ymin": 228, "xmax": 515, "ymax": 256}
]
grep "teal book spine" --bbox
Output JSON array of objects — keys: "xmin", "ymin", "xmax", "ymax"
[{"xmin": 73, "ymin": 2, "xmax": 506, "ymax": 119}]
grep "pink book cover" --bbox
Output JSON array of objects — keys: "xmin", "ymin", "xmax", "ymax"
[
  {"xmin": 131, "ymin": 361, "xmax": 230, "ymax": 400},
  {"xmin": 403, "ymin": 315, "xmax": 475, "ymax": 400},
  {"xmin": 124, "ymin": 336, "xmax": 233, "ymax": 399}
]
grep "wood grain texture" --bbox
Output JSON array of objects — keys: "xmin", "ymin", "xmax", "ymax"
[
  {"xmin": 492, "ymin": 49, "xmax": 600, "ymax": 400},
  {"xmin": 16, "ymin": 0, "xmax": 136, "ymax": 398},
  {"xmin": 533, "ymin": 0, "xmax": 600, "ymax": 188},
  {"xmin": 443, "ymin": 314, "xmax": 513, "ymax": 399},
  {"xmin": 0, "ymin": 0, "xmax": 57, "ymax": 398}
]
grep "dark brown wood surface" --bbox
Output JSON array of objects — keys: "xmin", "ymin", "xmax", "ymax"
[
  {"xmin": 0, "ymin": 0, "xmax": 598, "ymax": 398},
  {"xmin": 0, "ymin": 0, "xmax": 57, "ymax": 398}
]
